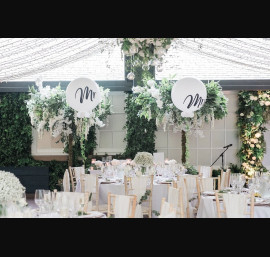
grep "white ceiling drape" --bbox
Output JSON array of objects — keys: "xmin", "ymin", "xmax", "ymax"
[
  {"xmin": 1, "ymin": 38, "xmax": 270, "ymax": 82},
  {"xmin": 0, "ymin": 38, "xmax": 117, "ymax": 82}
]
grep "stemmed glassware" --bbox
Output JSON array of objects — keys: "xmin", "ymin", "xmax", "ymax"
[{"xmin": 34, "ymin": 189, "xmax": 44, "ymax": 216}]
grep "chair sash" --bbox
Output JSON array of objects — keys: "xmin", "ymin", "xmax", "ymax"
[
  {"xmin": 223, "ymin": 193, "xmax": 247, "ymax": 218},
  {"xmin": 114, "ymin": 195, "xmax": 133, "ymax": 218},
  {"xmin": 200, "ymin": 166, "xmax": 211, "ymax": 178}
]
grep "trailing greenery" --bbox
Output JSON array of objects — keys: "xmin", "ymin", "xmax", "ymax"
[
  {"xmin": 139, "ymin": 189, "xmax": 151, "ymax": 205},
  {"xmin": 237, "ymin": 90, "xmax": 270, "ymax": 177},
  {"xmin": 131, "ymin": 79, "xmax": 228, "ymax": 163},
  {"xmin": 123, "ymin": 65, "xmax": 157, "ymax": 159}
]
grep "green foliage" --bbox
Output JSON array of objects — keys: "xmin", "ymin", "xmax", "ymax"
[
  {"xmin": 0, "ymin": 93, "xmax": 33, "ymax": 165},
  {"xmin": 228, "ymin": 163, "xmax": 242, "ymax": 173},
  {"xmin": 237, "ymin": 90, "xmax": 270, "ymax": 176},
  {"xmin": 0, "ymin": 92, "xmax": 97, "ymax": 191},
  {"xmin": 185, "ymin": 164, "xmax": 198, "ymax": 175},
  {"xmin": 123, "ymin": 92, "xmax": 157, "ymax": 159},
  {"xmin": 139, "ymin": 189, "xmax": 151, "ymax": 205},
  {"xmin": 212, "ymin": 169, "xmax": 222, "ymax": 177},
  {"xmin": 152, "ymin": 210, "xmax": 160, "ymax": 216}
]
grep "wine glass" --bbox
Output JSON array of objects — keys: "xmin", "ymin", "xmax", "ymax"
[
  {"xmin": 34, "ymin": 189, "xmax": 44, "ymax": 216},
  {"xmin": 43, "ymin": 190, "xmax": 52, "ymax": 213}
]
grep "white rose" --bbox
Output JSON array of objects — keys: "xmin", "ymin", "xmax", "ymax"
[
  {"xmin": 256, "ymin": 144, "xmax": 261, "ymax": 148},
  {"xmin": 265, "ymin": 101, "xmax": 270, "ymax": 106},
  {"xmin": 255, "ymin": 133, "xmax": 261, "ymax": 138},
  {"xmin": 253, "ymin": 96, "xmax": 258, "ymax": 101},
  {"xmin": 247, "ymin": 115, "xmax": 251, "ymax": 118},
  {"xmin": 250, "ymin": 144, "xmax": 255, "ymax": 148},
  {"xmin": 250, "ymin": 161, "xmax": 255, "ymax": 165},
  {"xmin": 240, "ymin": 113, "xmax": 244, "ymax": 116},
  {"xmin": 250, "ymin": 96, "xmax": 254, "ymax": 100},
  {"xmin": 147, "ymin": 80, "xmax": 156, "ymax": 87},
  {"xmin": 252, "ymin": 156, "xmax": 256, "ymax": 160},
  {"xmin": 260, "ymin": 101, "xmax": 265, "ymax": 106}
]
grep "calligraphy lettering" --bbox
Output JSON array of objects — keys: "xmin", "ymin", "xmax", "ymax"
[
  {"xmin": 75, "ymin": 86, "xmax": 96, "ymax": 103},
  {"xmin": 183, "ymin": 94, "xmax": 204, "ymax": 109}
]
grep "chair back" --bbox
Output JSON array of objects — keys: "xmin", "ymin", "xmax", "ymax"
[
  {"xmin": 159, "ymin": 197, "xmax": 177, "ymax": 218},
  {"xmin": 107, "ymin": 193, "xmax": 137, "ymax": 218},
  {"xmin": 198, "ymin": 166, "xmax": 212, "ymax": 178},
  {"xmin": 215, "ymin": 191, "xmax": 254, "ymax": 218}
]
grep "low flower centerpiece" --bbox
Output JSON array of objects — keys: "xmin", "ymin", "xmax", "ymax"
[
  {"xmin": 133, "ymin": 152, "xmax": 154, "ymax": 175},
  {"xmin": 0, "ymin": 170, "xmax": 26, "ymax": 215}
]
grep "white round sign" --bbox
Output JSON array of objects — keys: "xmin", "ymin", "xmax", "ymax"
[
  {"xmin": 171, "ymin": 77, "xmax": 207, "ymax": 118},
  {"xmin": 66, "ymin": 77, "xmax": 101, "ymax": 117}
]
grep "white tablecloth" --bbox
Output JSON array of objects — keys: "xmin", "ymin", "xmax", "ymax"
[{"xmin": 197, "ymin": 196, "xmax": 270, "ymax": 218}]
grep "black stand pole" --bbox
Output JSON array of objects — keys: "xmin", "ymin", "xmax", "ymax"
[{"xmin": 210, "ymin": 145, "xmax": 231, "ymax": 170}]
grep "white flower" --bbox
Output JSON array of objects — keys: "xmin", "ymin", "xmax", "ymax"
[
  {"xmin": 252, "ymin": 156, "xmax": 256, "ymax": 160},
  {"xmin": 156, "ymin": 99, "xmax": 163, "ymax": 109},
  {"xmin": 250, "ymin": 144, "xmax": 255, "ymax": 148},
  {"xmin": 260, "ymin": 101, "xmax": 265, "ymax": 106},
  {"xmin": 265, "ymin": 101, "xmax": 270, "ymax": 106},
  {"xmin": 147, "ymin": 80, "xmax": 156, "ymax": 87},
  {"xmin": 138, "ymin": 51, "xmax": 145, "ymax": 57},
  {"xmin": 132, "ymin": 86, "xmax": 145, "ymax": 94},
  {"xmin": 0, "ymin": 170, "xmax": 25, "ymax": 203},
  {"xmin": 240, "ymin": 113, "xmax": 244, "ymax": 116},
  {"xmin": 255, "ymin": 133, "xmax": 261, "ymax": 138},
  {"xmin": 148, "ymin": 87, "xmax": 160, "ymax": 99},
  {"xmin": 256, "ymin": 144, "xmax": 261, "ymax": 148},
  {"xmin": 133, "ymin": 152, "xmax": 153, "ymax": 166},
  {"xmin": 250, "ymin": 161, "xmax": 255, "ymax": 165},
  {"xmin": 247, "ymin": 115, "xmax": 251, "ymax": 118}
]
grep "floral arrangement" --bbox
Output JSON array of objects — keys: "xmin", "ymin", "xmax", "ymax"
[
  {"xmin": 133, "ymin": 152, "xmax": 154, "ymax": 167},
  {"xmin": 118, "ymin": 38, "xmax": 174, "ymax": 78},
  {"xmin": 0, "ymin": 170, "xmax": 25, "ymax": 203},
  {"xmin": 26, "ymin": 78, "xmax": 111, "ymax": 142},
  {"xmin": 237, "ymin": 90, "xmax": 270, "ymax": 177},
  {"xmin": 132, "ymin": 77, "xmax": 228, "ymax": 133},
  {"xmin": 25, "ymin": 78, "xmax": 112, "ymax": 164}
]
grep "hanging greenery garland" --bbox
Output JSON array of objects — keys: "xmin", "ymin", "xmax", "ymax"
[
  {"xmin": 131, "ymin": 77, "xmax": 228, "ymax": 163},
  {"xmin": 118, "ymin": 38, "xmax": 174, "ymax": 79},
  {"xmin": 237, "ymin": 90, "xmax": 270, "ymax": 177}
]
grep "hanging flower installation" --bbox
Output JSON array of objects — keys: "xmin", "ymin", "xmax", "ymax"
[
  {"xmin": 131, "ymin": 77, "xmax": 228, "ymax": 163},
  {"xmin": 237, "ymin": 90, "xmax": 270, "ymax": 177},
  {"xmin": 132, "ymin": 77, "xmax": 228, "ymax": 133},
  {"xmin": 25, "ymin": 78, "xmax": 111, "ymax": 165},
  {"xmin": 118, "ymin": 38, "xmax": 174, "ymax": 79}
]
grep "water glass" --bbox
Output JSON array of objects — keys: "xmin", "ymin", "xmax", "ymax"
[{"xmin": 34, "ymin": 189, "xmax": 44, "ymax": 215}]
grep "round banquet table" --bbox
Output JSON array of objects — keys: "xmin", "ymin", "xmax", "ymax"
[{"xmin": 197, "ymin": 195, "xmax": 270, "ymax": 218}]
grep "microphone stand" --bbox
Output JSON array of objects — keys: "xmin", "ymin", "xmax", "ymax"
[{"xmin": 210, "ymin": 145, "xmax": 232, "ymax": 171}]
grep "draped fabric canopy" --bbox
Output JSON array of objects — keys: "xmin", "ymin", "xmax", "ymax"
[
  {"xmin": 172, "ymin": 38, "xmax": 270, "ymax": 73},
  {"xmin": 0, "ymin": 38, "xmax": 117, "ymax": 82},
  {"xmin": 0, "ymin": 38, "xmax": 270, "ymax": 82}
]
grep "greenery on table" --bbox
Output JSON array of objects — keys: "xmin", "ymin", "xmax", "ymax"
[
  {"xmin": 185, "ymin": 164, "xmax": 198, "ymax": 175},
  {"xmin": 152, "ymin": 210, "xmax": 160, "ymax": 216},
  {"xmin": 228, "ymin": 163, "xmax": 242, "ymax": 173},
  {"xmin": 131, "ymin": 78, "xmax": 228, "ymax": 163},
  {"xmin": 237, "ymin": 90, "xmax": 270, "ymax": 177}
]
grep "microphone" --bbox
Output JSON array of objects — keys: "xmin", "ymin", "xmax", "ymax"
[{"xmin": 223, "ymin": 144, "xmax": 232, "ymax": 148}]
